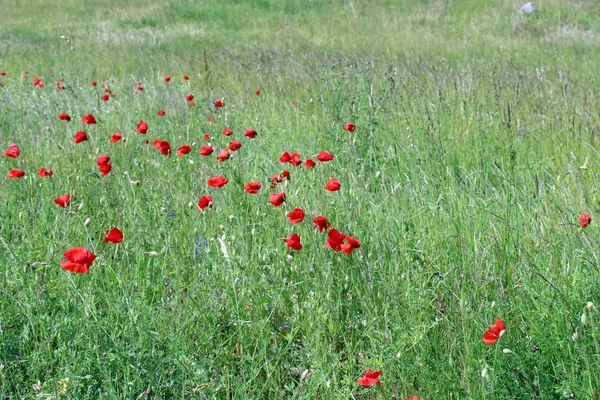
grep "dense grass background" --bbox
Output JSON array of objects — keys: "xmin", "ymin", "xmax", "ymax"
[{"xmin": 2, "ymin": 0, "xmax": 600, "ymax": 398}]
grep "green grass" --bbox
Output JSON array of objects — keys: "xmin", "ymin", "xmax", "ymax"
[{"xmin": 2, "ymin": 0, "xmax": 600, "ymax": 398}]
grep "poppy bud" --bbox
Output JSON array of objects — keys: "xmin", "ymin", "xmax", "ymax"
[
  {"xmin": 502, "ymin": 348, "xmax": 513, "ymax": 354},
  {"xmin": 396, "ymin": 352, "xmax": 401, "ymax": 360},
  {"xmin": 77, "ymin": 203, "xmax": 84, "ymax": 211},
  {"xmin": 84, "ymin": 218, "xmax": 91, "ymax": 228},
  {"xmin": 581, "ymin": 313, "xmax": 588, "ymax": 325},
  {"xmin": 188, "ymin": 202, "xmax": 194, "ymax": 208},
  {"xmin": 219, "ymin": 225, "xmax": 225, "ymax": 230},
  {"xmin": 491, "ymin": 301, "xmax": 496, "ymax": 308},
  {"xmin": 572, "ymin": 331, "xmax": 579, "ymax": 342},
  {"xmin": 587, "ymin": 302, "xmax": 595, "ymax": 311},
  {"xmin": 286, "ymin": 255, "xmax": 294, "ymax": 261},
  {"xmin": 481, "ymin": 366, "xmax": 488, "ymax": 378},
  {"xmin": 147, "ymin": 251, "xmax": 160, "ymax": 257}
]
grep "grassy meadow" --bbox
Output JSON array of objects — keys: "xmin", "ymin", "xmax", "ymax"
[{"xmin": 2, "ymin": 0, "xmax": 600, "ymax": 398}]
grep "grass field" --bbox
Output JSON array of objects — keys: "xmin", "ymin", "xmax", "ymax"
[{"xmin": 2, "ymin": 0, "xmax": 600, "ymax": 398}]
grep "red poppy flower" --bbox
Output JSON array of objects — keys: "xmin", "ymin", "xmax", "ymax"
[
  {"xmin": 164, "ymin": 75, "xmax": 171, "ymax": 83},
  {"xmin": 33, "ymin": 77, "xmax": 41, "ymax": 86},
  {"xmin": 203, "ymin": 133, "xmax": 211, "ymax": 140},
  {"xmin": 288, "ymin": 208, "xmax": 305, "ymax": 224},
  {"xmin": 207, "ymin": 176, "xmax": 228, "ymax": 188},
  {"xmin": 357, "ymin": 368, "xmax": 382, "ymax": 387},
  {"xmin": 137, "ymin": 85, "xmax": 144, "ymax": 91},
  {"xmin": 280, "ymin": 151, "xmax": 292, "ymax": 163},
  {"xmin": 283, "ymin": 233, "xmax": 302, "ymax": 251},
  {"xmin": 99, "ymin": 163, "xmax": 112, "ymax": 176},
  {"xmin": 406, "ymin": 396, "xmax": 420, "ymax": 400},
  {"xmin": 183, "ymin": 75, "xmax": 189, "ymax": 81},
  {"xmin": 282, "ymin": 232, "xmax": 303, "ymax": 251},
  {"xmin": 104, "ymin": 227, "xmax": 123, "ymax": 244},
  {"xmin": 326, "ymin": 229, "xmax": 346, "ymax": 251},
  {"xmin": 38, "ymin": 168, "xmax": 53, "ymax": 178},
  {"xmin": 6, "ymin": 169, "xmax": 25, "ymax": 178},
  {"xmin": 91, "ymin": 81, "xmax": 97, "ymax": 86},
  {"xmin": 316, "ymin": 151, "xmax": 334, "ymax": 162},
  {"xmin": 200, "ymin": 145, "xmax": 214, "ymax": 156},
  {"xmin": 177, "ymin": 145, "xmax": 191, "ymax": 157},
  {"xmin": 56, "ymin": 83, "xmax": 65, "ymax": 90},
  {"xmin": 60, "ymin": 247, "xmax": 97, "ymax": 274},
  {"xmin": 4, "ymin": 143, "xmax": 20, "ymax": 158},
  {"xmin": 137, "ymin": 120, "xmax": 148, "ymax": 134},
  {"xmin": 81, "ymin": 114, "xmax": 97, "ymax": 124},
  {"xmin": 580, "ymin": 213, "xmax": 592, "ymax": 228},
  {"xmin": 483, "ymin": 318, "xmax": 506, "ymax": 345},
  {"xmin": 157, "ymin": 109, "xmax": 166, "ymax": 116},
  {"xmin": 185, "ymin": 94, "xmax": 194, "ymax": 102},
  {"xmin": 222, "ymin": 128, "xmax": 233, "ymax": 136},
  {"xmin": 101, "ymin": 94, "xmax": 109, "ymax": 102},
  {"xmin": 325, "ymin": 177, "xmax": 341, "ymax": 191},
  {"xmin": 54, "ymin": 194, "xmax": 71, "ymax": 208},
  {"xmin": 228, "ymin": 140, "xmax": 242, "ymax": 151},
  {"xmin": 214, "ymin": 100, "xmax": 224, "ymax": 108},
  {"xmin": 58, "ymin": 113, "xmax": 71, "ymax": 122},
  {"xmin": 111, "ymin": 132, "xmax": 122, "ymax": 144},
  {"xmin": 341, "ymin": 235, "xmax": 361, "ymax": 254},
  {"xmin": 74, "ymin": 131, "xmax": 88, "ymax": 143},
  {"xmin": 312, "ymin": 216, "xmax": 331, "ymax": 232},
  {"xmin": 343, "ymin": 123, "xmax": 356, "ymax": 132},
  {"xmin": 244, "ymin": 181, "xmax": 261, "ymax": 194},
  {"xmin": 244, "ymin": 128, "xmax": 257, "ymax": 139},
  {"xmin": 304, "ymin": 159, "xmax": 316, "ymax": 168},
  {"xmin": 0, "ymin": 71, "xmax": 5, "ymax": 76},
  {"xmin": 153, "ymin": 139, "xmax": 171, "ymax": 156},
  {"xmin": 269, "ymin": 192, "xmax": 286, "ymax": 207},
  {"xmin": 217, "ymin": 148, "xmax": 231, "ymax": 162},
  {"xmin": 97, "ymin": 155, "xmax": 110, "ymax": 166},
  {"xmin": 290, "ymin": 153, "xmax": 302, "ymax": 166},
  {"xmin": 255, "ymin": 89, "xmax": 260, "ymax": 95},
  {"xmin": 198, "ymin": 195, "xmax": 213, "ymax": 210}
]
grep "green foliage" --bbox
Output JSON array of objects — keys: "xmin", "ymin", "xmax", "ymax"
[{"xmin": 1, "ymin": 0, "xmax": 600, "ymax": 398}]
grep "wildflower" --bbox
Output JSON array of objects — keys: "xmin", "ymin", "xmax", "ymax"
[
  {"xmin": 177, "ymin": 145, "xmax": 191, "ymax": 157},
  {"xmin": 214, "ymin": 100, "xmax": 224, "ymax": 108},
  {"xmin": 357, "ymin": 368, "xmax": 382, "ymax": 387},
  {"xmin": 304, "ymin": 159, "xmax": 316, "ymax": 168},
  {"xmin": 38, "ymin": 168, "xmax": 53, "ymax": 178},
  {"xmin": 244, "ymin": 182, "xmax": 262, "ymax": 194},
  {"xmin": 255, "ymin": 89, "xmax": 261, "ymax": 95},
  {"xmin": 104, "ymin": 227, "xmax": 123, "ymax": 244},
  {"xmin": 288, "ymin": 208, "xmax": 305, "ymax": 224},
  {"xmin": 316, "ymin": 151, "xmax": 334, "ymax": 162},
  {"xmin": 157, "ymin": 109, "xmax": 166, "ymax": 116},
  {"xmin": 580, "ymin": 213, "xmax": 592, "ymax": 228},
  {"xmin": 3, "ymin": 143, "xmax": 20, "ymax": 158},
  {"xmin": 200, "ymin": 145, "xmax": 214, "ymax": 156},
  {"xmin": 153, "ymin": 140, "xmax": 171, "ymax": 156},
  {"xmin": 164, "ymin": 75, "xmax": 171, "ymax": 82},
  {"xmin": 110, "ymin": 132, "xmax": 122, "ymax": 144},
  {"xmin": 244, "ymin": 128, "xmax": 257, "ymax": 139},
  {"xmin": 91, "ymin": 81, "xmax": 97, "ymax": 86},
  {"xmin": 185, "ymin": 94, "xmax": 194, "ymax": 102},
  {"xmin": 183, "ymin": 75, "xmax": 189, "ymax": 81},
  {"xmin": 58, "ymin": 113, "xmax": 71, "ymax": 122},
  {"xmin": 269, "ymin": 192, "xmax": 286, "ymax": 207},
  {"xmin": 283, "ymin": 233, "xmax": 302, "ymax": 251},
  {"xmin": 198, "ymin": 195, "xmax": 213, "ymax": 210},
  {"xmin": 60, "ymin": 247, "xmax": 97, "ymax": 273},
  {"xmin": 228, "ymin": 140, "xmax": 242, "ymax": 151},
  {"xmin": 207, "ymin": 176, "xmax": 228, "ymax": 188},
  {"xmin": 217, "ymin": 148, "xmax": 230, "ymax": 162},
  {"xmin": 325, "ymin": 229, "xmax": 346, "ymax": 251},
  {"xmin": 343, "ymin": 123, "xmax": 356, "ymax": 132},
  {"xmin": 325, "ymin": 177, "xmax": 341, "ymax": 191},
  {"xmin": 312, "ymin": 216, "xmax": 331, "ymax": 232},
  {"xmin": 74, "ymin": 131, "xmax": 88, "ymax": 143},
  {"xmin": 54, "ymin": 194, "xmax": 71, "ymax": 208},
  {"xmin": 7, "ymin": 169, "xmax": 25, "ymax": 178},
  {"xmin": 81, "ymin": 114, "xmax": 97, "ymax": 124},
  {"xmin": 137, "ymin": 120, "xmax": 148, "ymax": 134},
  {"xmin": 222, "ymin": 128, "xmax": 233, "ymax": 136},
  {"xmin": 483, "ymin": 319, "xmax": 506, "ymax": 345}
]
